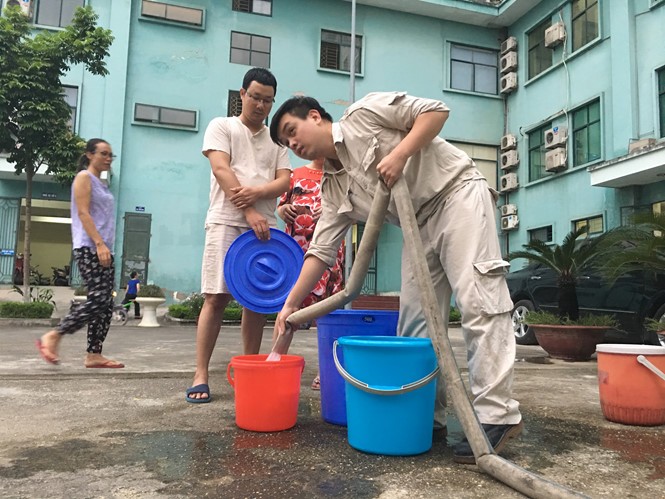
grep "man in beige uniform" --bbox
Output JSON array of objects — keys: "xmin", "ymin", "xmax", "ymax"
[
  {"xmin": 269, "ymin": 92, "xmax": 522, "ymax": 463},
  {"xmin": 186, "ymin": 68, "xmax": 291, "ymax": 403}
]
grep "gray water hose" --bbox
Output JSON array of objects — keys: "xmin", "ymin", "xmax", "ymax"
[{"xmin": 281, "ymin": 178, "xmax": 587, "ymax": 498}]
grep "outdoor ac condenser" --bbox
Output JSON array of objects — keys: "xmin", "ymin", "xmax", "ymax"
[
  {"xmin": 501, "ymin": 36, "xmax": 517, "ymax": 54},
  {"xmin": 545, "ymin": 147, "xmax": 567, "ymax": 173},
  {"xmin": 545, "ymin": 22, "xmax": 566, "ymax": 48},
  {"xmin": 501, "ymin": 150, "xmax": 519, "ymax": 170},
  {"xmin": 500, "ymin": 172, "xmax": 519, "ymax": 192},
  {"xmin": 501, "ymin": 215, "xmax": 519, "ymax": 231},
  {"xmin": 500, "ymin": 204, "xmax": 517, "ymax": 217},
  {"xmin": 500, "ymin": 51, "xmax": 518, "ymax": 74},
  {"xmin": 501, "ymin": 134, "xmax": 517, "ymax": 151},
  {"xmin": 500, "ymin": 72, "xmax": 518, "ymax": 94},
  {"xmin": 545, "ymin": 126, "xmax": 568, "ymax": 149}
]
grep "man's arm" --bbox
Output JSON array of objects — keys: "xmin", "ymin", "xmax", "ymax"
[
  {"xmin": 207, "ymin": 150, "xmax": 243, "ymax": 198},
  {"xmin": 206, "ymin": 149, "xmax": 271, "ymax": 240},
  {"xmin": 273, "ymin": 255, "xmax": 329, "ymax": 338},
  {"xmin": 230, "ymin": 169, "xmax": 290, "ymax": 209},
  {"xmin": 375, "ymin": 110, "xmax": 448, "ymax": 189}
]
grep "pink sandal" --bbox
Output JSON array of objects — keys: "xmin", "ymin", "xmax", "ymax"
[{"xmin": 311, "ymin": 375, "xmax": 320, "ymax": 390}]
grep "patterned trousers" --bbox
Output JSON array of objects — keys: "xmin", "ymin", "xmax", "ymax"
[{"xmin": 57, "ymin": 247, "xmax": 115, "ymax": 354}]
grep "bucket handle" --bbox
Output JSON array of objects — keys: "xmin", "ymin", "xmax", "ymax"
[
  {"xmin": 332, "ymin": 340, "xmax": 440, "ymax": 395},
  {"xmin": 637, "ymin": 355, "xmax": 665, "ymax": 382},
  {"xmin": 226, "ymin": 363, "xmax": 235, "ymax": 389}
]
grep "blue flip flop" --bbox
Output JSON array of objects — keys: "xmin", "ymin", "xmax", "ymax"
[{"xmin": 185, "ymin": 383, "xmax": 211, "ymax": 404}]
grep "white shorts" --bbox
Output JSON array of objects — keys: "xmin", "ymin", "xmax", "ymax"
[{"xmin": 201, "ymin": 224, "xmax": 251, "ymax": 295}]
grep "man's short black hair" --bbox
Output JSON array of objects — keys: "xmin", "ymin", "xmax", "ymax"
[
  {"xmin": 269, "ymin": 96, "xmax": 333, "ymax": 146},
  {"xmin": 242, "ymin": 68, "xmax": 277, "ymax": 93}
]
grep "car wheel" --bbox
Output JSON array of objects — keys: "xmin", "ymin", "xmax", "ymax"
[
  {"xmin": 512, "ymin": 299, "xmax": 537, "ymax": 345},
  {"xmin": 651, "ymin": 303, "xmax": 665, "ymax": 347}
]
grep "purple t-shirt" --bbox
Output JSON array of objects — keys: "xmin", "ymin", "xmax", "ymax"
[{"xmin": 71, "ymin": 171, "xmax": 115, "ymax": 252}]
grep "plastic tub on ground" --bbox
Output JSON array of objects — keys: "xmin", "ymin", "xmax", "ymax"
[{"xmin": 316, "ymin": 309, "xmax": 398, "ymax": 426}]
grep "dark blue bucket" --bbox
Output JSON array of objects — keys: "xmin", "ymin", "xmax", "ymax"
[
  {"xmin": 335, "ymin": 336, "xmax": 438, "ymax": 456},
  {"xmin": 316, "ymin": 310, "xmax": 398, "ymax": 425}
]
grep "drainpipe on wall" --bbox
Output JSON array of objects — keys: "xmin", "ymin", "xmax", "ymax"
[{"xmin": 344, "ymin": 0, "xmax": 357, "ymax": 307}]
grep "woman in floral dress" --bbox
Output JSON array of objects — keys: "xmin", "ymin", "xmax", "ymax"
[{"xmin": 278, "ymin": 158, "xmax": 345, "ymax": 388}]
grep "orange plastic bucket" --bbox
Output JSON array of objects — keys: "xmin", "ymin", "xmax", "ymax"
[
  {"xmin": 596, "ymin": 344, "xmax": 665, "ymax": 426},
  {"xmin": 227, "ymin": 354, "xmax": 305, "ymax": 432}
]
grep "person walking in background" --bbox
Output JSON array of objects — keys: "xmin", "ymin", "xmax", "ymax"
[
  {"xmin": 122, "ymin": 271, "xmax": 141, "ymax": 319},
  {"xmin": 277, "ymin": 157, "xmax": 345, "ymax": 390},
  {"xmin": 36, "ymin": 138, "xmax": 124, "ymax": 369},
  {"xmin": 186, "ymin": 67, "xmax": 291, "ymax": 403},
  {"xmin": 270, "ymin": 92, "xmax": 522, "ymax": 463}
]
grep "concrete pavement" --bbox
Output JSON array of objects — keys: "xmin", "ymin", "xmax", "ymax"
[{"xmin": 0, "ymin": 320, "xmax": 663, "ymax": 498}]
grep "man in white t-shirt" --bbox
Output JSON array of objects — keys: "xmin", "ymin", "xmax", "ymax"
[{"xmin": 186, "ymin": 68, "xmax": 291, "ymax": 403}]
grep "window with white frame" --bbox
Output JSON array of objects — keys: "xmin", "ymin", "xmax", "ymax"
[
  {"xmin": 62, "ymin": 85, "xmax": 78, "ymax": 131},
  {"xmin": 320, "ymin": 29, "xmax": 362, "ymax": 74},
  {"xmin": 228, "ymin": 91, "xmax": 242, "ymax": 117},
  {"xmin": 529, "ymin": 226, "xmax": 553, "ymax": 243},
  {"xmin": 450, "ymin": 44, "xmax": 498, "ymax": 95},
  {"xmin": 134, "ymin": 103, "xmax": 197, "ymax": 129},
  {"xmin": 34, "ymin": 0, "xmax": 84, "ymax": 28},
  {"xmin": 528, "ymin": 20, "xmax": 552, "ymax": 79},
  {"xmin": 658, "ymin": 67, "xmax": 665, "ymax": 138},
  {"xmin": 448, "ymin": 141, "xmax": 498, "ymax": 190},
  {"xmin": 573, "ymin": 215, "xmax": 603, "ymax": 236},
  {"xmin": 528, "ymin": 122, "xmax": 552, "ymax": 182},
  {"xmin": 140, "ymin": 1, "xmax": 204, "ymax": 28},
  {"xmin": 232, "ymin": 0, "xmax": 272, "ymax": 16},
  {"xmin": 572, "ymin": 99, "xmax": 601, "ymax": 166},
  {"xmin": 572, "ymin": 0, "xmax": 599, "ymax": 51},
  {"xmin": 230, "ymin": 31, "xmax": 270, "ymax": 68}
]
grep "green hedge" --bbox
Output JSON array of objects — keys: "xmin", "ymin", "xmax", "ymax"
[
  {"xmin": 167, "ymin": 302, "xmax": 276, "ymax": 322},
  {"xmin": 0, "ymin": 301, "xmax": 54, "ymax": 318},
  {"xmin": 449, "ymin": 307, "xmax": 461, "ymax": 322}
]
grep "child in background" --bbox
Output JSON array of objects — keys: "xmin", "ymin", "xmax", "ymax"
[{"xmin": 123, "ymin": 271, "xmax": 141, "ymax": 319}]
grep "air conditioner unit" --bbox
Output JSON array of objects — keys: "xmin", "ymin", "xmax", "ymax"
[
  {"xmin": 500, "ymin": 204, "xmax": 517, "ymax": 217},
  {"xmin": 501, "ymin": 36, "xmax": 517, "ymax": 55},
  {"xmin": 500, "ymin": 51, "xmax": 518, "ymax": 74},
  {"xmin": 545, "ymin": 126, "xmax": 568, "ymax": 149},
  {"xmin": 500, "ymin": 172, "xmax": 519, "ymax": 192},
  {"xmin": 500, "ymin": 72, "xmax": 518, "ymax": 94},
  {"xmin": 501, "ymin": 133, "xmax": 517, "ymax": 151},
  {"xmin": 545, "ymin": 22, "xmax": 566, "ymax": 48},
  {"xmin": 501, "ymin": 150, "xmax": 519, "ymax": 170},
  {"xmin": 501, "ymin": 215, "xmax": 519, "ymax": 231},
  {"xmin": 545, "ymin": 146, "xmax": 567, "ymax": 173}
]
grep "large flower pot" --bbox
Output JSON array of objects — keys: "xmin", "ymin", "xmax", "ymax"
[
  {"xmin": 135, "ymin": 297, "xmax": 166, "ymax": 327},
  {"xmin": 530, "ymin": 324, "xmax": 608, "ymax": 361}
]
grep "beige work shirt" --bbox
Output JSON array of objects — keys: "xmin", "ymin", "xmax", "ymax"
[
  {"xmin": 202, "ymin": 116, "xmax": 291, "ymax": 227},
  {"xmin": 306, "ymin": 91, "xmax": 484, "ymax": 267}
]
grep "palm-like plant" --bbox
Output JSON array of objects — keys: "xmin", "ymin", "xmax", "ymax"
[
  {"xmin": 599, "ymin": 212, "xmax": 665, "ymax": 280},
  {"xmin": 508, "ymin": 226, "xmax": 608, "ymax": 320}
]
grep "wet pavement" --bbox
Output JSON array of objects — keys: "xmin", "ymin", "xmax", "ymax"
[{"xmin": 0, "ymin": 321, "xmax": 663, "ymax": 498}]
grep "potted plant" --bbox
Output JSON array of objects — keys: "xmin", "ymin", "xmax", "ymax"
[
  {"xmin": 73, "ymin": 285, "xmax": 88, "ymax": 303},
  {"xmin": 508, "ymin": 227, "xmax": 617, "ymax": 361},
  {"xmin": 135, "ymin": 284, "xmax": 166, "ymax": 328}
]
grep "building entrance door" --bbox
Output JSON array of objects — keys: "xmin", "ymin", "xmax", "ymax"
[
  {"xmin": 120, "ymin": 213, "xmax": 152, "ymax": 288},
  {"xmin": 0, "ymin": 198, "xmax": 20, "ymax": 284}
]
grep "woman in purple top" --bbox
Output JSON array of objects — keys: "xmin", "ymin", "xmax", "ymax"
[{"xmin": 37, "ymin": 138, "xmax": 124, "ymax": 368}]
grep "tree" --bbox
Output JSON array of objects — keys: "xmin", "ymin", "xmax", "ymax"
[
  {"xmin": 508, "ymin": 227, "xmax": 607, "ymax": 320},
  {"xmin": 0, "ymin": 6, "xmax": 113, "ymax": 300}
]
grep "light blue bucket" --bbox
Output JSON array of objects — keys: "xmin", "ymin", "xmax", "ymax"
[{"xmin": 334, "ymin": 336, "xmax": 439, "ymax": 456}]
